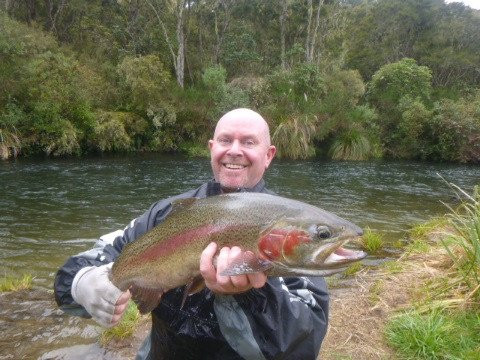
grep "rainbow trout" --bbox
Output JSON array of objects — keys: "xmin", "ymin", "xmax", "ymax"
[{"xmin": 111, "ymin": 192, "xmax": 365, "ymax": 313}]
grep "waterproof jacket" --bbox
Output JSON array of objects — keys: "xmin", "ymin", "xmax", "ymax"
[{"xmin": 54, "ymin": 179, "xmax": 329, "ymax": 360}]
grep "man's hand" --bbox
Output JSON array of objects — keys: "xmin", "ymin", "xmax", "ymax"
[
  {"xmin": 200, "ymin": 242, "xmax": 267, "ymax": 294},
  {"xmin": 71, "ymin": 263, "xmax": 132, "ymax": 327}
]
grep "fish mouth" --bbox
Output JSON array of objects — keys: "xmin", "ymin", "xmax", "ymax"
[{"xmin": 312, "ymin": 236, "xmax": 367, "ymax": 268}]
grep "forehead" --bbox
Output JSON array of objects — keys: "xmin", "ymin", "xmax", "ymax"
[{"xmin": 214, "ymin": 117, "xmax": 267, "ymax": 139}]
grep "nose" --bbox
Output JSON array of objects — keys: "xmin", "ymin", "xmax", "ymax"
[
  {"xmin": 226, "ymin": 139, "xmax": 242, "ymax": 156},
  {"xmin": 354, "ymin": 225, "xmax": 363, "ymax": 237}
]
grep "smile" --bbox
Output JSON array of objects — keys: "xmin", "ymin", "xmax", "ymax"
[{"xmin": 223, "ymin": 163, "xmax": 247, "ymax": 169}]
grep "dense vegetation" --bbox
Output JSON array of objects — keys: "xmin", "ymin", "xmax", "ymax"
[{"xmin": 0, "ymin": 0, "xmax": 479, "ymax": 162}]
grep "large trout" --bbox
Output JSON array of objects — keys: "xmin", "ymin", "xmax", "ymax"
[{"xmin": 111, "ymin": 192, "xmax": 366, "ymax": 313}]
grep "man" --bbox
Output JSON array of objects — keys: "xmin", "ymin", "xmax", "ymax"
[{"xmin": 54, "ymin": 108, "xmax": 329, "ymax": 360}]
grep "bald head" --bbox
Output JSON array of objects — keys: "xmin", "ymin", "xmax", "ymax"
[
  {"xmin": 214, "ymin": 108, "xmax": 271, "ymax": 147},
  {"xmin": 209, "ymin": 108, "xmax": 276, "ymax": 190}
]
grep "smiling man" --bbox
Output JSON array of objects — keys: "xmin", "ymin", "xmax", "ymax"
[{"xmin": 54, "ymin": 108, "xmax": 329, "ymax": 360}]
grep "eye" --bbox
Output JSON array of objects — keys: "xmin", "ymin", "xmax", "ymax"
[
  {"xmin": 218, "ymin": 137, "xmax": 231, "ymax": 145},
  {"xmin": 242, "ymin": 139, "xmax": 256, "ymax": 147},
  {"xmin": 315, "ymin": 226, "xmax": 331, "ymax": 239}
]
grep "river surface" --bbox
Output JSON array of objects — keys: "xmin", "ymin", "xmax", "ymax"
[{"xmin": 0, "ymin": 154, "xmax": 479, "ymax": 359}]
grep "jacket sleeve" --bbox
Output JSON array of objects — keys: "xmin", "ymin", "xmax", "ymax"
[
  {"xmin": 53, "ymin": 199, "xmax": 173, "ymax": 317},
  {"xmin": 213, "ymin": 276, "xmax": 328, "ymax": 360}
]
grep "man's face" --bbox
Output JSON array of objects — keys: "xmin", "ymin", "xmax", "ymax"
[{"xmin": 209, "ymin": 111, "xmax": 276, "ymax": 190}]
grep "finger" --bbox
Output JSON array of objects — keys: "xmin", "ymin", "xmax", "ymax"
[
  {"xmin": 216, "ymin": 247, "xmax": 233, "ymax": 287},
  {"xmin": 115, "ymin": 290, "xmax": 131, "ymax": 306},
  {"xmin": 114, "ymin": 301, "xmax": 129, "ymax": 316},
  {"xmin": 247, "ymin": 272, "xmax": 267, "ymax": 289},
  {"xmin": 229, "ymin": 247, "xmax": 249, "ymax": 289},
  {"xmin": 200, "ymin": 242, "xmax": 218, "ymax": 283}
]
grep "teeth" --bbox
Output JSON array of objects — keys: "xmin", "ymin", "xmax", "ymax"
[{"xmin": 224, "ymin": 164, "xmax": 245, "ymax": 169}]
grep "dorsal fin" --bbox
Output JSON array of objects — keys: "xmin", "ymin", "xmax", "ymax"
[{"xmin": 169, "ymin": 198, "xmax": 198, "ymax": 216}]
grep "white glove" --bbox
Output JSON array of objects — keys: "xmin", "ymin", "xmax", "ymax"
[{"xmin": 71, "ymin": 263, "xmax": 123, "ymax": 327}]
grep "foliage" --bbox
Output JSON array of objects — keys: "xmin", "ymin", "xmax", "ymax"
[
  {"xmin": 361, "ymin": 228, "xmax": 384, "ymax": 254},
  {"xmin": 1, "ymin": 0, "xmax": 480, "ymax": 161},
  {"xmin": 117, "ymin": 54, "xmax": 173, "ymax": 110},
  {"xmin": 368, "ymin": 58, "xmax": 432, "ymax": 114},
  {"xmin": 386, "ymin": 309, "xmax": 480, "ymax": 360},
  {"xmin": 425, "ymin": 91, "xmax": 480, "ymax": 163},
  {"xmin": 441, "ymin": 185, "xmax": 480, "ymax": 302},
  {"xmin": 272, "ymin": 115, "xmax": 317, "ymax": 159},
  {"xmin": 201, "ymin": 65, "xmax": 249, "ymax": 122},
  {"xmin": 100, "ymin": 301, "xmax": 141, "ymax": 345},
  {"xmin": 344, "ymin": 262, "xmax": 363, "ymax": 277},
  {"xmin": 0, "ymin": 273, "xmax": 33, "ymax": 292}
]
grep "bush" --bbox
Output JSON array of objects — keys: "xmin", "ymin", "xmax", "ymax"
[
  {"xmin": 117, "ymin": 54, "xmax": 173, "ymax": 110},
  {"xmin": 425, "ymin": 92, "xmax": 480, "ymax": 163},
  {"xmin": 92, "ymin": 111, "xmax": 133, "ymax": 152}
]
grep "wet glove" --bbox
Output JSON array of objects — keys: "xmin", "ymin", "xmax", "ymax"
[{"xmin": 71, "ymin": 263, "xmax": 123, "ymax": 327}]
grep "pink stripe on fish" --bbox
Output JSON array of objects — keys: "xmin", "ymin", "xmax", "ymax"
[{"xmin": 123, "ymin": 224, "xmax": 231, "ymax": 267}]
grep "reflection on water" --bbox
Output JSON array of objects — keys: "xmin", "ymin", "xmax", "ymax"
[{"xmin": 0, "ymin": 154, "xmax": 479, "ymax": 358}]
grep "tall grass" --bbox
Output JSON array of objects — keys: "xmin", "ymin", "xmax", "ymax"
[
  {"xmin": 272, "ymin": 115, "xmax": 317, "ymax": 159},
  {"xmin": 441, "ymin": 184, "xmax": 480, "ymax": 303}
]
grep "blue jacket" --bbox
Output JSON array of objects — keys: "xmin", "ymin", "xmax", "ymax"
[{"xmin": 54, "ymin": 179, "xmax": 329, "ymax": 360}]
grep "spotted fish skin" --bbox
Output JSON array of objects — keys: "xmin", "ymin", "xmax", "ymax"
[{"xmin": 111, "ymin": 192, "xmax": 365, "ymax": 313}]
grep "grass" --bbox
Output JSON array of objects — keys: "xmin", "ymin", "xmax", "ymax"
[
  {"xmin": 99, "ymin": 301, "xmax": 141, "ymax": 346},
  {"xmin": 385, "ymin": 185, "xmax": 480, "ymax": 360},
  {"xmin": 381, "ymin": 260, "xmax": 403, "ymax": 274},
  {"xmin": 409, "ymin": 217, "xmax": 450, "ymax": 241},
  {"xmin": 361, "ymin": 227, "xmax": 384, "ymax": 254},
  {"xmin": 344, "ymin": 262, "xmax": 363, "ymax": 276},
  {"xmin": 440, "ymin": 184, "xmax": 480, "ymax": 302},
  {"xmin": 0, "ymin": 273, "xmax": 33, "ymax": 292},
  {"xmin": 385, "ymin": 309, "xmax": 480, "ymax": 360}
]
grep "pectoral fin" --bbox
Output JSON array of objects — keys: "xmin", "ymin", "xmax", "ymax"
[
  {"xmin": 130, "ymin": 284, "xmax": 164, "ymax": 314},
  {"xmin": 220, "ymin": 251, "xmax": 273, "ymax": 276},
  {"xmin": 181, "ymin": 275, "xmax": 206, "ymax": 308}
]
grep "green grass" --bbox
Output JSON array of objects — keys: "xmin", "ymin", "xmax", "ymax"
[
  {"xmin": 440, "ymin": 185, "xmax": 480, "ymax": 302},
  {"xmin": 344, "ymin": 262, "xmax": 363, "ymax": 276},
  {"xmin": 361, "ymin": 228, "xmax": 384, "ymax": 254},
  {"xmin": 99, "ymin": 301, "xmax": 141, "ymax": 346},
  {"xmin": 386, "ymin": 309, "xmax": 480, "ymax": 360},
  {"xmin": 368, "ymin": 279, "xmax": 383, "ymax": 305},
  {"xmin": 409, "ymin": 217, "xmax": 449, "ymax": 241},
  {"xmin": 405, "ymin": 238, "xmax": 430, "ymax": 254},
  {"xmin": 381, "ymin": 260, "xmax": 403, "ymax": 274},
  {"xmin": 0, "ymin": 273, "xmax": 33, "ymax": 292}
]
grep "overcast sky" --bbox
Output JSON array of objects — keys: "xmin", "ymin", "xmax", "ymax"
[{"xmin": 445, "ymin": 0, "xmax": 480, "ymax": 9}]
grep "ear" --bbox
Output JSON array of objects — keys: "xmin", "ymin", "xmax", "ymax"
[
  {"xmin": 265, "ymin": 145, "xmax": 276, "ymax": 169},
  {"xmin": 208, "ymin": 139, "xmax": 214, "ymax": 150}
]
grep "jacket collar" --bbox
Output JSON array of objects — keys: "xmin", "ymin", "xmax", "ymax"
[{"xmin": 205, "ymin": 179, "xmax": 267, "ymax": 196}]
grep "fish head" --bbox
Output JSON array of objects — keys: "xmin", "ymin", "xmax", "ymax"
[{"xmin": 258, "ymin": 207, "xmax": 366, "ymax": 275}]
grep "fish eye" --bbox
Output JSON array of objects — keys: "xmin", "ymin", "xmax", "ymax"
[{"xmin": 315, "ymin": 226, "xmax": 331, "ymax": 239}]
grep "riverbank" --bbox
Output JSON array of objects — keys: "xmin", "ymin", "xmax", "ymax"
[{"xmin": 96, "ymin": 223, "xmax": 459, "ymax": 359}]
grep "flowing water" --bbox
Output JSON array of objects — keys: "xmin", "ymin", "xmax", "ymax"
[{"xmin": 1, "ymin": 154, "xmax": 479, "ymax": 359}]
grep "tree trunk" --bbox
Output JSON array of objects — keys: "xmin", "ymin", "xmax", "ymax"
[
  {"xmin": 309, "ymin": 0, "xmax": 324, "ymax": 63},
  {"xmin": 305, "ymin": 0, "xmax": 313, "ymax": 62},
  {"xmin": 280, "ymin": 0, "xmax": 288, "ymax": 70},
  {"xmin": 175, "ymin": 0, "xmax": 186, "ymax": 88}
]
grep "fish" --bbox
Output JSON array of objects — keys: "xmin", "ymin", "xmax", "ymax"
[{"xmin": 110, "ymin": 192, "xmax": 366, "ymax": 313}]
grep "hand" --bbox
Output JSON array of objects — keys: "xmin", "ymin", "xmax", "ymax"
[
  {"xmin": 200, "ymin": 242, "xmax": 267, "ymax": 295},
  {"xmin": 71, "ymin": 263, "xmax": 132, "ymax": 327}
]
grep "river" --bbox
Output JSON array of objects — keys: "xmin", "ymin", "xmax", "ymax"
[{"xmin": 0, "ymin": 154, "xmax": 479, "ymax": 359}]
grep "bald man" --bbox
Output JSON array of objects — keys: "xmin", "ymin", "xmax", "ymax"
[{"xmin": 54, "ymin": 108, "xmax": 329, "ymax": 360}]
